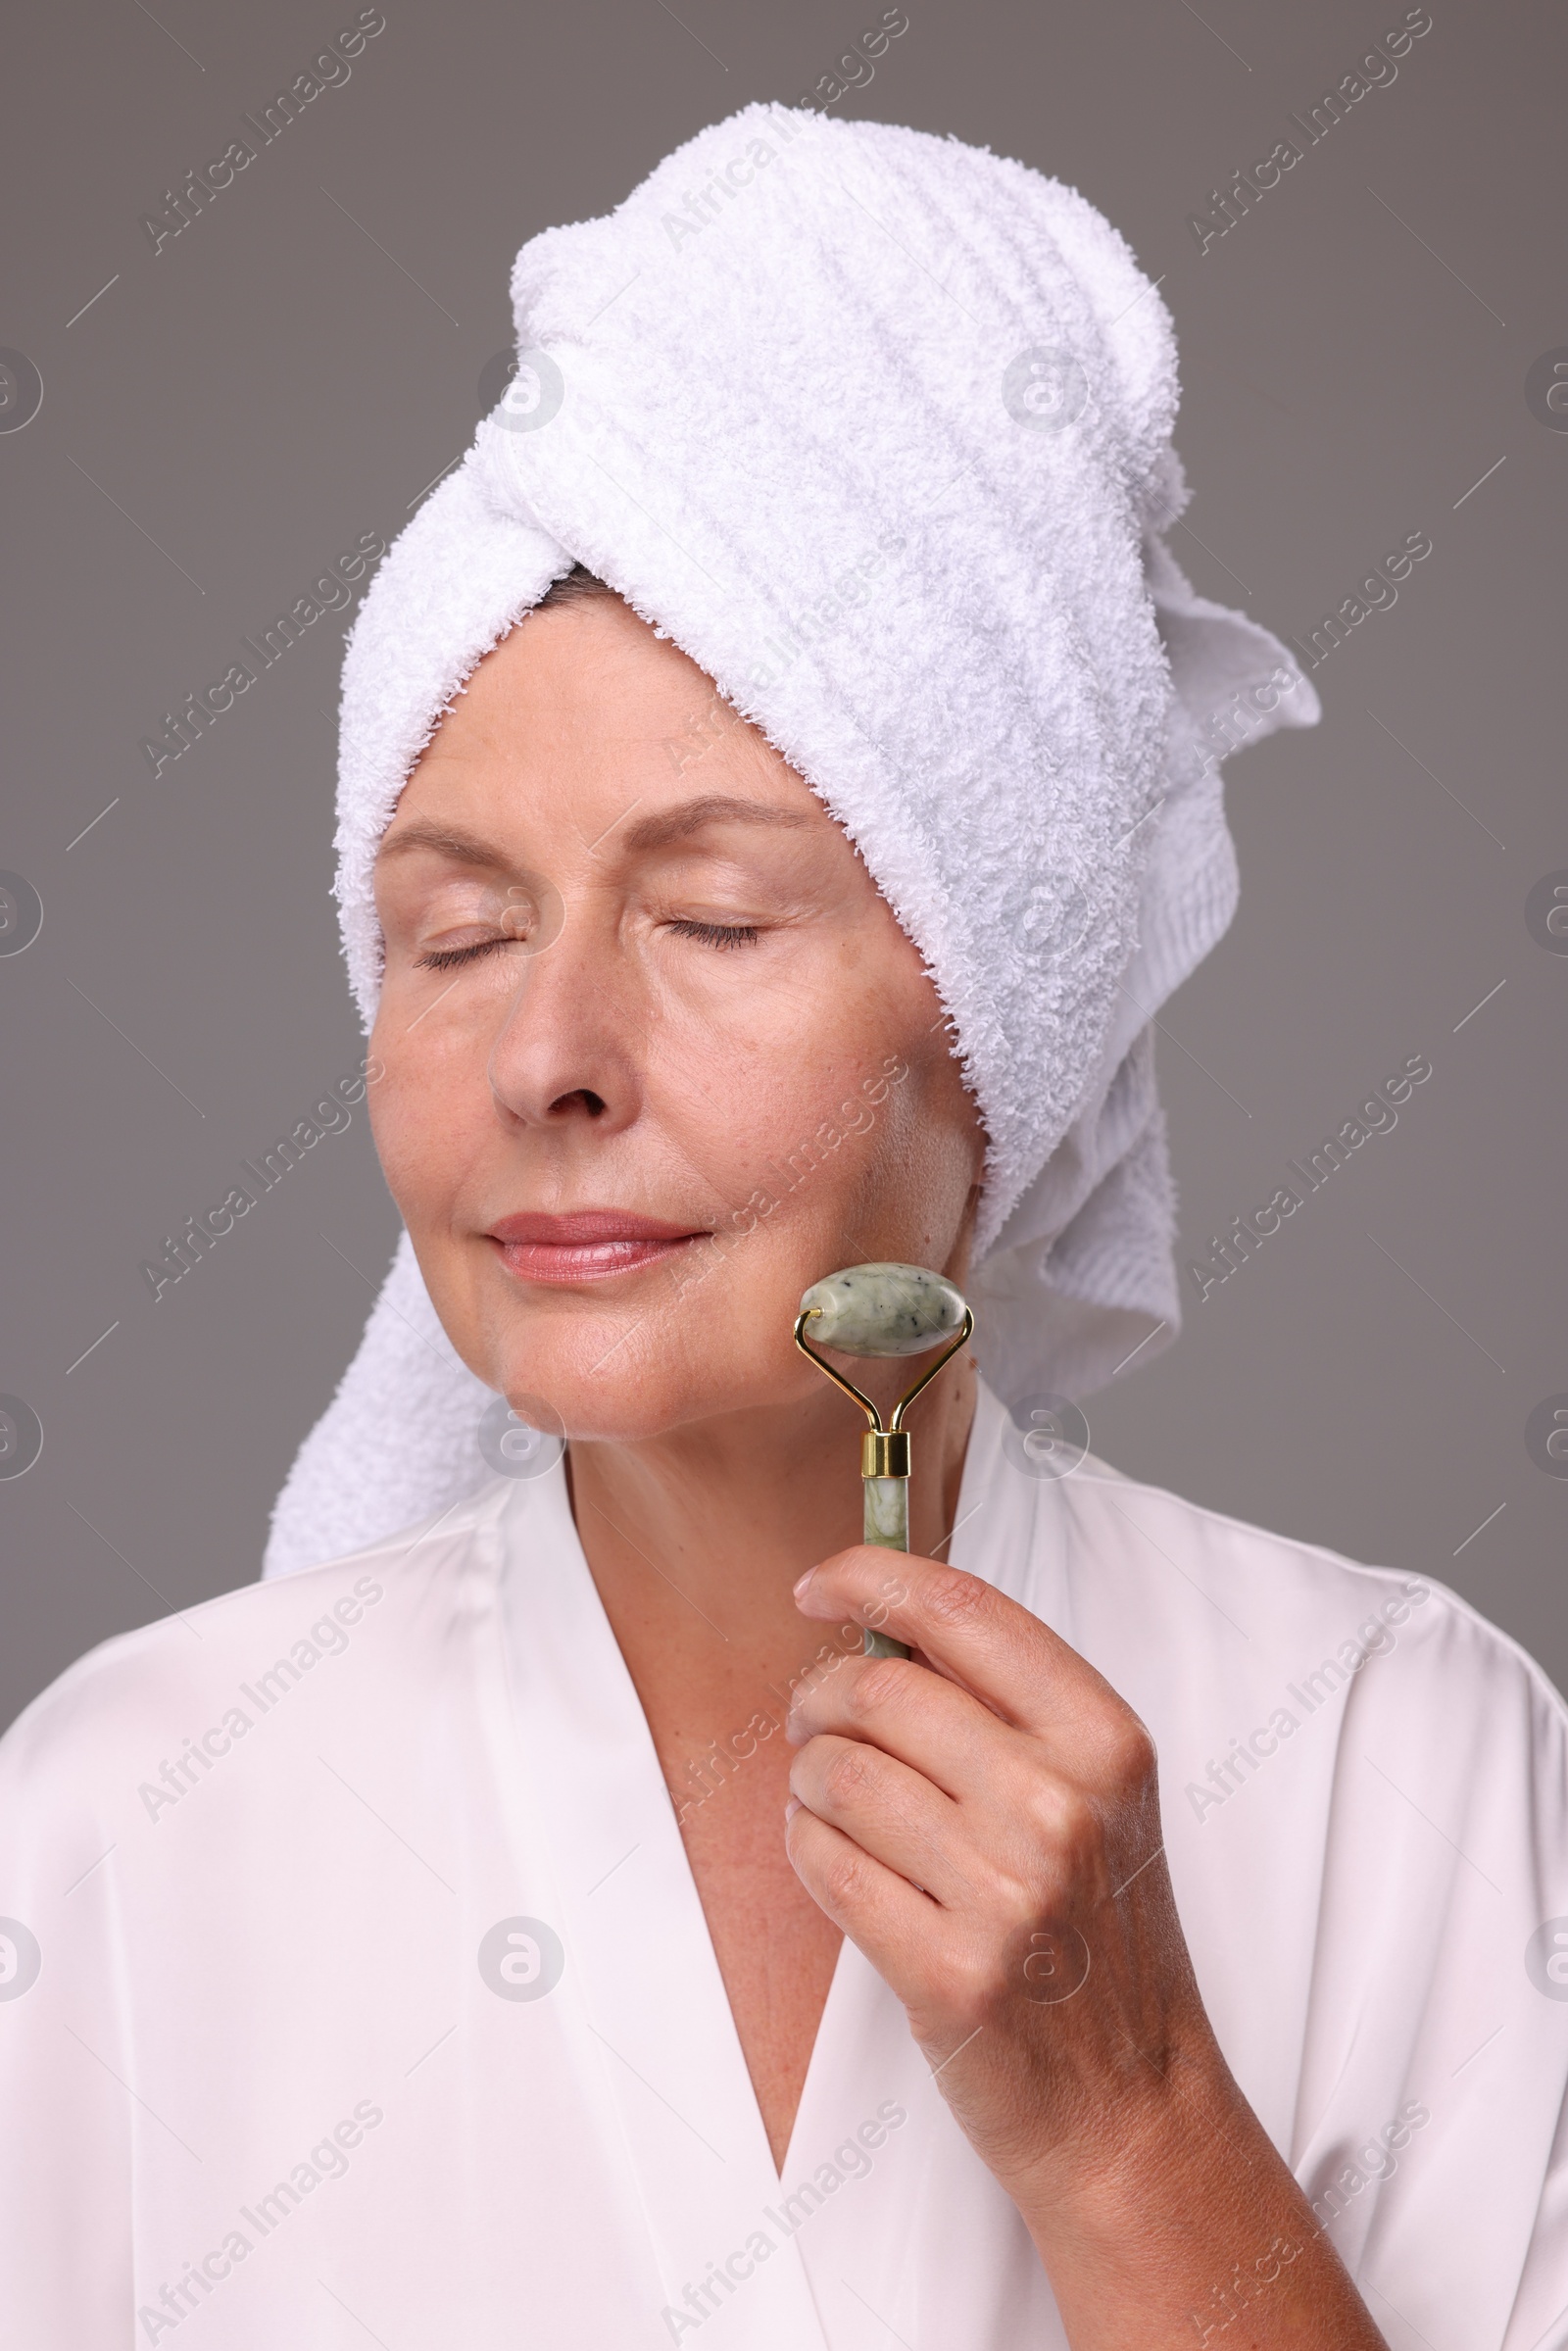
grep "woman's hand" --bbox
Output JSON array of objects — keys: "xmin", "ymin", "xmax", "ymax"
[{"xmin": 785, "ymin": 1544, "xmax": 1387, "ymax": 2350}]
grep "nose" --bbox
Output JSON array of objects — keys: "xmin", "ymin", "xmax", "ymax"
[{"xmin": 485, "ymin": 914, "xmax": 643, "ymax": 1137}]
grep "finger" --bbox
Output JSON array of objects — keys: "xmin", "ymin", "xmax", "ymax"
[
  {"xmin": 789, "ymin": 1733, "xmax": 972, "ymax": 1904},
  {"xmin": 796, "ymin": 1545, "xmax": 1128, "ymax": 1746},
  {"xmin": 784, "ymin": 1799, "xmax": 944, "ymax": 1990},
  {"xmin": 787, "ymin": 1649, "xmax": 1015, "ymax": 1802}
]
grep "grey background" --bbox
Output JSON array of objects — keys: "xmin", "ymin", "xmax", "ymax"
[{"xmin": 2, "ymin": 0, "xmax": 1563, "ymax": 1730}]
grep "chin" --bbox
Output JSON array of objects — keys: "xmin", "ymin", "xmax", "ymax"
[
  {"xmin": 490, "ymin": 1349, "xmax": 728, "ymax": 1447},
  {"xmin": 474, "ymin": 1285, "xmax": 807, "ymax": 1445}
]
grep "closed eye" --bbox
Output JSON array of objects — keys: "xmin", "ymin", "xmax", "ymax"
[
  {"xmin": 667, "ymin": 918, "xmax": 760, "ymax": 951},
  {"xmin": 416, "ymin": 936, "xmax": 518, "ymax": 971}
]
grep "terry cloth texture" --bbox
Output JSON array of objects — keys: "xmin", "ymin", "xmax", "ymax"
[{"xmin": 265, "ymin": 103, "xmax": 1318, "ymax": 1580}]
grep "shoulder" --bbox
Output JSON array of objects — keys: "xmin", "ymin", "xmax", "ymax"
[
  {"xmin": 966, "ymin": 1383, "xmax": 1568, "ymax": 1738},
  {"xmin": 1104, "ymin": 1439, "xmax": 1560, "ymax": 1664},
  {"xmin": 953, "ymin": 1381, "xmax": 1568, "ymax": 1769},
  {"xmin": 0, "ymin": 1481, "xmax": 514, "ymax": 1814},
  {"xmin": 1067, "ymin": 1448, "xmax": 1566, "ymax": 1723}
]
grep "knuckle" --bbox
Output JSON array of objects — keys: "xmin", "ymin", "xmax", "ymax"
[
  {"xmin": 930, "ymin": 1936, "xmax": 1004, "ymax": 2022},
  {"xmin": 918, "ymin": 1567, "xmax": 993, "ymax": 1635},
  {"xmin": 1058, "ymin": 1788, "xmax": 1102, "ymax": 1869},
  {"xmin": 1020, "ymin": 1768, "xmax": 1076, "ymax": 1840},
  {"xmin": 820, "ymin": 1846, "xmax": 875, "ymax": 1913},
  {"xmin": 1022, "ymin": 1776, "xmax": 1100, "ymax": 1873},
  {"xmin": 986, "ymin": 1858, "xmax": 1046, "ymax": 1928},
  {"xmin": 1097, "ymin": 1709, "xmax": 1157, "ymax": 1795},
  {"xmin": 846, "ymin": 1657, "xmax": 909, "ymax": 1721},
  {"xmin": 821, "ymin": 1740, "xmax": 880, "ymax": 1809}
]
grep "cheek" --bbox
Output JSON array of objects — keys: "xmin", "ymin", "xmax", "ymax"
[
  {"xmin": 650, "ymin": 951, "xmax": 892, "ymax": 1188},
  {"xmin": 650, "ymin": 982, "xmax": 978, "ymax": 1269},
  {"xmin": 869, "ymin": 1043, "xmax": 985, "ymax": 1235},
  {"xmin": 650, "ymin": 1026, "xmax": 883, "ymax": 1208},
  {"xmin": 365, "ymin": 1002, "xmax": 489, "ymax": 1220}
]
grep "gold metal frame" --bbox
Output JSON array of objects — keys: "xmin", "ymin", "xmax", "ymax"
[{"xmin": 794, "ymin": 1302, "xmax": 975, "ymax": 1471}]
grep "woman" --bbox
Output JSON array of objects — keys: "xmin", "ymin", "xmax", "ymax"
[{"xmin": 3, "ymin": 105, "xmax": 1564, "ymax": 2350}]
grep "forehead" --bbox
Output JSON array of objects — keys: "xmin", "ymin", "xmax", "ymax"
[{"xmin": 381, "ymin": 596, "xmax": 833, "ymax": 860}]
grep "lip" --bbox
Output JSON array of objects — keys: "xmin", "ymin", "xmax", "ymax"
[{"xmin": 486, "ymin": 1208, "xmax": 709, "ymax": 1286}]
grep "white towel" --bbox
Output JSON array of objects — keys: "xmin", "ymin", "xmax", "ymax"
[{"xmin": 266, "ymin": 104, "xmax": 1317, "ymax": 1579}]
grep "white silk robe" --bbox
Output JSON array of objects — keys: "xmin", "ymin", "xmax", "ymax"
[{"xmin": 2, "ymin": 1383, "xmax": 1566, "ymax": 2348}]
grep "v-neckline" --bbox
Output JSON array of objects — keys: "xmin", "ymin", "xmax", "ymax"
[
  {"xmin": 487, "ymin": 1386, "xmax": 1021, "ymax": 2346},
  {"xmin": 494, "ymin": 1386, "xmax": 1013, "ymax": 2160},
  {"xmin": 489, "ymin": 1465, "xmax": 837, "ymax": 2342},
  {"xmin": 496, "ymin": 1451, "xmax": 856, "ymax": 2176}
]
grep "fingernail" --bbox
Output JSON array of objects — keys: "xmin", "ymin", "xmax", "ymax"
[
  {"xmin": 792, "ymin": 1566, "xmax": 816, "ymax": 1600},
  {"xmin": 784, "ymin": 1795, "xmax": 802, "ymax": 1822}
]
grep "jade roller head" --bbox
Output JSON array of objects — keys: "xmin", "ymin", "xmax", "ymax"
[{"xmin": 794, "ymin": 1263, "xmax": 974, "ymax": 1659}]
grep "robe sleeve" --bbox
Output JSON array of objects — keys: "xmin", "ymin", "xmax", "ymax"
[
  {"xmin": 0, "ymin": 1647, "xmax": 140, "ymax": 2342},
  {"xmin": 1288, "ymin": 1578, "xmax": 1568, "ymax": 2348},
  {"xmin": 1502, "ymin": 2076, "xmax": 1568, "ymax": 2350}
]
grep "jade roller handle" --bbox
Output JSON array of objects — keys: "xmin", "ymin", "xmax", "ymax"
[{"xmin": 861, "ymin": 1465, "xmax": 911, "ymax": 1661}]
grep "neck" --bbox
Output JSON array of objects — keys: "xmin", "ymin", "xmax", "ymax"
[{"xmin": 565, "ymin": 1357, "xmax": 979, "ymax": 1738}]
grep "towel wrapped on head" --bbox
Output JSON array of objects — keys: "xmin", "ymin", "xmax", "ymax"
[{"xmin": 265, "ymin": 102, "xmax": 1317, "ymax": 1580}]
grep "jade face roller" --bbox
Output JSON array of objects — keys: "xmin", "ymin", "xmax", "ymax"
[{"xmin": 794, "ymin": 1263, "xmax": 974, "ymax": 1661}]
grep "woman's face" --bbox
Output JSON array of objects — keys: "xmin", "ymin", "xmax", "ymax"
[{"xmin": 369, "ymin": 593, "xmax": 987, "ymax": 1442}]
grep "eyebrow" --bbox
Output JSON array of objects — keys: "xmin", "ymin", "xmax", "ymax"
[
  {"xmin": 375, "ymin": 819, "xmax": 510, "ymax": 866},
  {"xmin": 618, "ymin": 794, "xmax": 816, "ymax": 854},
  {"xmin": 376, "ymin": 795, "xmax": 815, "ymax": 868}
]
